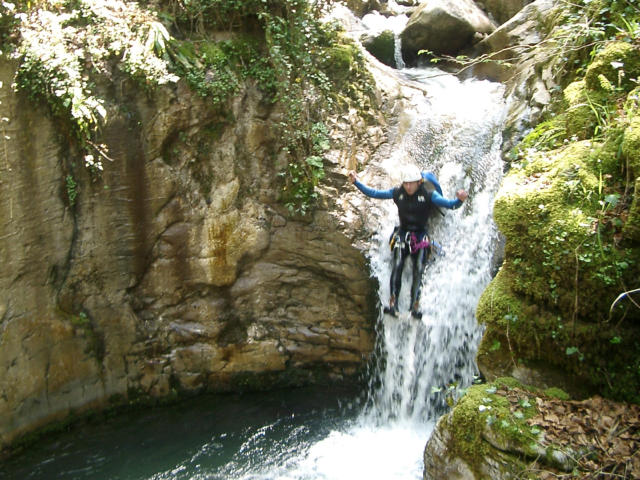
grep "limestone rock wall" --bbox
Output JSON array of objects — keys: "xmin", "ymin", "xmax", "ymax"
[{"xmin": 0, "ymin": 58, "xmax": 379, "ymax": 449}]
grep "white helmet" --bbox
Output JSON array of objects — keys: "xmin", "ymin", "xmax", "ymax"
[{"xmin": 401, "ymin": 165, "xmax": 422, "ymax": 183}]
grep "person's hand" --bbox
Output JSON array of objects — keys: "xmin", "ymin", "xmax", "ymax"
[
  {"xmin": 456, "ymin": 189, "xmax": 468, "ymax": 202},
  {"xmin": 348, "ymin": 170, "xmax": 358, "ymax": 184}
]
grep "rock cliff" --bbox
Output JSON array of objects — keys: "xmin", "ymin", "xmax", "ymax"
[{"xmin": 0, "ymin": 50, "xmax": 381, "ymax": 449}]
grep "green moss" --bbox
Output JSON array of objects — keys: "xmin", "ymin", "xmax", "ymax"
[
  {"xmin": 585, "ymin": 41, "xmax": 640, "ymax": 93},
  {"xmin": 477, "ymin": 267, "xmax": 561, "ymax": 367},
  {"xmin": 517, "ymin": 116, "xmax": 567, "ymax": 153},
  {"xmin": 494, "ymin": 377, "xmax": 528, "ymax": 390},
  {"xmin": 621, "ymin": 115, "xmax": 640, "ymax": 177},
  {"xmin": 362, "ymin": 29, "xmax": 396, "ymax": 68},
  {"xmin": 476, "ymin": 269, "xmax": 522, "ymax": 331},
  {"xmin": 543, "ymin": 387, "xmax": 570, "ymax": 400},
  {"xmin": 478, "ymin": 263, "xmax": 640, "ymax": 402},
  {"xmin": 493, "ymin": 138, "xmax": 640, "ymax": 318},
  {"xmin": 493, "ymin": 143, "xmax": 606, "ymax": 309},
  {"xmin": 622, "ymin": 177, "xmax": 640, "ymax": 243},
  {"xmin": 588, "ymin": 127, "xmax": 625, "ymax": 176},
  {"xmin": 563, "ymin": 80, "xmax": 607, "ymax": 139},
  {"xmin": 447, "ymin": 381, "xmax": 541, "ymax": 477},
  {"xmin": 321, "ymin": 38, "xmax": 376, "ymax": 109},
  {"xmin": 447, "ymin": 385, "xmax": 493, "ymax": 473},
  {"xmin": 323, "ymin": 43, "xmax": 357, "ymax": 83},
  {"xmin": 624, "ymin": 87, "xmax": 640, "ymax": 117}
]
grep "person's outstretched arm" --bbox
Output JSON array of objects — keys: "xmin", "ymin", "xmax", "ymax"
[
  {"xmin": 348, "ymin": 171, "xmax": 394, "ymax": 200},
  {"xmin": 431, "ymin": 189, "xmax": 468, "ymax": 209}
]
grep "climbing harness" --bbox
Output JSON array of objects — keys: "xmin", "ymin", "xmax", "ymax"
[
  {"xmin": 389, "ymin": 227, "xmax": 431, "ymax": 254},
  {"xmin": 409, "ymin": 232, "xmax": 430, "ymax": 254},
  {"xmin": 388, "ymin": 226, "xmax": 447, "ymax": 259}
]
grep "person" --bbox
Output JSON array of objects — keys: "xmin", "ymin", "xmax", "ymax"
[{"xmin": 348, "ymin": 164, "xmax": 469, "ymax": 319}]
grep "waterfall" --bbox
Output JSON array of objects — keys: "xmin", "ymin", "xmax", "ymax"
[
  {"xmin": 393, "ymin": 33, "xmax": 405, "ymax": 70},
  {"xmin": 277, "ymin": 69, "xmax": 509, "ymax": 480},
  {"xmin": 358, "ymin": 9, "xmax": 408, "ymax": 70},
  {"xmin": 362, "ymin": 69, "xmax": 507, "ymax": 427}
]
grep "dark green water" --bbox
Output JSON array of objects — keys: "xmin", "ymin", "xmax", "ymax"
[{"xmin": 0, "ymin": 386, "xmax": 363, "ymax": 480}]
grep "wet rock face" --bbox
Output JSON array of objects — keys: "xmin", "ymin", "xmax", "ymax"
[{"xmin": 0, "ymin": 59, "xmax": 378, "ymax": 449}]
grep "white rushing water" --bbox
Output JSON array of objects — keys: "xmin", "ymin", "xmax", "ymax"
[
  {"xmin": 363, "ymin": 68, "xmax": 507, "ymax": 428},
  {"xmin": 218, "ymin": 69, "xmax": 507, "ymax": 480}
]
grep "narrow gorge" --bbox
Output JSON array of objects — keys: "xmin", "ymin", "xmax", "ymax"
[{"xmin": 1, "ymin": 0, "xmax": 638, "ymax": 478}]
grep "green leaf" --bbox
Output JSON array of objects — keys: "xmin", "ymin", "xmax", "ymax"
[
  {"xmin": 566, "ymin": 346, "xmax": 579, "ymax": 356},
  {"xmin": 305, "ymin": 155, "xmax": 324, "ymax": 168},
  {"xmin": 604, "ymin": 193, "xmax": 620, "ymax": 207}
]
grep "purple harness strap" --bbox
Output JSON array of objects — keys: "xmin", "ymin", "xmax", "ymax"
[{"xmin": 410, "ymin": 232, "xmax": 430, "ymax": 254}]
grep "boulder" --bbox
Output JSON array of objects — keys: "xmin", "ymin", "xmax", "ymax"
[
  {"xmin": 425, "ymin": 380, "xmax": 640, "ymax": 479},
  {"xmin": 400, "ymin": 0, "xmax": 495, "ymax": 63},
  {"xmin": 472, "ymin": 0, "xmax": 557, "ymax": 82}
]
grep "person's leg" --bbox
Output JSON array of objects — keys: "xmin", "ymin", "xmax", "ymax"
[
  {"xmin": 410, "ymin": 247, "xmax": 430, "ymax": 318},
  {"xmin": 387, "ymin": 244, "xmax": 408, "ymax": 315}
]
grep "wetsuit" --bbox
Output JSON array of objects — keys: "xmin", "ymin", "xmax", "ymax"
[{"xmin": 354, "ymin": 172, "xmax": 462, "ymax": 314}]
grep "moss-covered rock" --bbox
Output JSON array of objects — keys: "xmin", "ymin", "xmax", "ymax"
[
  {"xmin": 480, "ymin": 133, "xmax": 640, "ymax": 402},
  {"xmin": 588, "ymin": 127, "xmax": 625, "ymax": 176},
  {"xmin": 477, "ymin": 264, "xmax": 640, "ymax": 403},
  {"xmin": 323, "ymin": 43, "xmax": 359, "ymax": 84},
  {"xmin": 585, "ymin": 41, "xmax": 640, "ymax": 93},
  {"xmin": 321, "ymin": 38, "xmax": 376, "ymax": 109},
  {"xmin": 492, "ymin": 139, "xmax": 639, "ymax": 316},
  {"xmin": 621, "ymin": 115, "xmax": 640, "ymax": 178},
  {"xmin": 427, "ymin": 377, "xmax": 640, "ymax": 479},
  {"xmin": 477, "ymin": 2, "xmax": 640, "ymax": 416},
  {"xmin": 563, "ymin": 80, "xmax": 606, "ymax": 139},
  {"xmin": 494, "ymin": 142, "xmax": 600, "ymax": 311},
  {"xmin": 477, "ymin": 268, "xmax": 557, "ymax": 372},
  {"xmin": 361, "ymin": 29, "xmax": 396, "ymax": 68},
  {"xmin": 424, "ymin": 379, "xmax": 575, "ymax": 479},
  {"xmin": 622, "ymin": 177, "xmax": 640, "ymax": 243}
]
